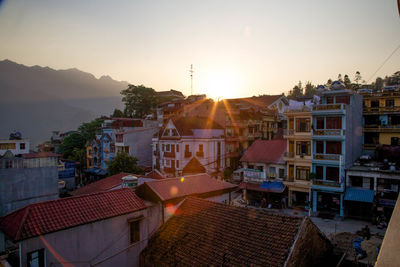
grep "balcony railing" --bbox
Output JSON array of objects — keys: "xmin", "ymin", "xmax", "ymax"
[
  {"xmin": 363, "ymin": 143, "xmax": 378, "ymax": 150},
  {"xmin": 312, "ymin": 179, "xmax": 341, "ymax": 188},
  {"xmin": 363, "ymin": 106, "xmax": 400, "ymax": 113},
  {"xmin": 312, "ymin": 104, "xmax": 344, "ymax": 111},
  {"xmin": 184, "ymin": 151, "xmax": 192, "ymax": 158},
  {"xmin": 284, "ymin": 151, "xmax": 295, "ymax": 158},
  {"xmin": 313, "ymin": 154, "xmax": 341, "ymax": 161},
  {"xmin": 164, "ymin": 151, "xmax": 176, "ymax": 158},
  {"xmin": 363, "ymin": 125, "xmax": 400, "ymax": 132},
  {"xmin": 163, "ymin": 166, "xmax": 176, "ymax": 173},
  {"xmin": 153, "ymin": 150, "xmax": 160, "ymax": 156},
  {"xmin": 313, "ymin": 129, "xmax": 345, "ymax": 136}
]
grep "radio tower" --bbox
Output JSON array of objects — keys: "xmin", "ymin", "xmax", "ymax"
[{"xmin": 190, "ymin": 64, "xmax": 194, "ymax": 96}]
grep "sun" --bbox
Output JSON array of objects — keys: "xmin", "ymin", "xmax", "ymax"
[{"xmin": 200, "ymin": 71, "xmax": 242, "ymax": 100}]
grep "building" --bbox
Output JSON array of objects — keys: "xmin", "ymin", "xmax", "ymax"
[
  {"xmin": 152, "ymin": 117, "xmax": 225, "ymax": 177},
  {"xmin": 0, "ymin": 188, "xmax": 162, "ymax": 267},
  {"xmin": 58, "ymin": 159, "xmax": 77, "ymax": 190},
  {"xmin": 135, "ymin": 173, "xmax": 238, "ymax": 222},
  {"xmin": 140, "ymin": 197, "xmax": 332, "ymax": 267},
  {"xmin": 0, "ymin": 151, "xmax": 59, "ymax": 216},
  {"xmin": 361, "ymin": 88, "xmax": 400, "ymax": 152},
  {"xmin": 0, "ymin": 138, "xmax": 29, "ymax": 156},
  {"xmin": 345, "ymin": 158, "xmax": 400, "ymax": 221},
  {"xmin": 70, "ymin": 172, "xmax": 157, "ymax": 196},
  {"xmin": 222, "ymin": 95, "xmax": 288, "ymax": 170},
  {"xmin": 156, "ymin": 89, "xmax": 185, "ymax": 100},
  {"xmin": 311, "ymin": 83, "xmax": 363, "ymax": 218},
  {"xmin": 283, "ymin": 100, "xmax": 313, "ymax": 208},
  {"xmin": 239, "ymin": 139, "xmax": 287, "ymax": 207}
]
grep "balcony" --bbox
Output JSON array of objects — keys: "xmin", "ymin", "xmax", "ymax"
[
  {"xmin": 363, "ymin": 124, "xmax": 400, "ymax": 132},
  {"xmin": 313, "ymin": 129, "xmax": 345, "ymax": 136},
  {"xmin": 164, "ymin": 151, "xmax": 176, "ymax": 158},
  {"xmin": 312, "ymin": 104, "xmax": 346, "ymax": 115},
  {"xmin": 184, "ymin": 151, "xmax": 192, "ymax": 158},
  {"xmin": 284, "ymin": 151, "xmax": 295, "ymax": 158},
  {"xmin": 196, "ymin": 151, "xmax": 204, "ymax": 158},
  {"xmin": 153, "ymin": 150, "xmax": 160, "ymax": 157},
  {"xmin": 311, "ymin": 179, "xmax": 341, "ymax": 188},
  {"xmin": 313, "ymin": 153, "xmax": 341, "ymax": 161},
  {"xmin": 247, "ymin": 132, "xmax": 262, "ymax": 140},
  {"xmin": 363, "ymin": 143, "xmax": 378, "ymax": 150},
  {"xmin": 363, "ymin": 106, "xmax": 400, "ymax": 114}
]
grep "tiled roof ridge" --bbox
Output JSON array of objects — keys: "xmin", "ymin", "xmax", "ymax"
[
  {"xmin": 180, "ymin": 196, "xmax": 303, "ymax": 220},
  {"xmin": 13, "ymin": 206, "xmax": 30, "ymax": 241}
]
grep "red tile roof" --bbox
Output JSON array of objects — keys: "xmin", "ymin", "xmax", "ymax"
[
  {"xmin": 223, "ymin": 95, "xmax": 287, "ymax": 109},
  {"xmin": 145, "ymin": 170, "xmax": 165, "ymax": 180},
  {"xmin": 0, "ymin": 188, "xmax": 146, "ymax": 242},
  {"xmin": 141, "ymin": 197, "xmax": 304, "ymax": 266},
  {"xmin": 70, "ymin": 172, "xmax": 132, "ymax": 196},
  {"xmin": 182, "ymin": 157, "xmax": 206, "ymax": 175},
  {"xmin": 138, "ymin": 174, "xmax": 237, "ymax": 202},
  {"xmin": 240, "ymin": 139, "xmax": 287, "ymax": 164},
  {"xmin": 167, "ymin": 116, "xmax": 223, "ymax": 136},
  {"xmin": 22, "ymin": 152, "xmax": 60, "ymax": 159}
]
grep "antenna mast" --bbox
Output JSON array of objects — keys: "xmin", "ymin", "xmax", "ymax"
[{"xmin": 190, "ymin": 64, "xmax": 194, "ymax": 95}]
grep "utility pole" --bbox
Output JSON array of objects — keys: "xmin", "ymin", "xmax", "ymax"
[{"xmin": 190, "ymin": 64, "xmax": 194, "ymax": 96}]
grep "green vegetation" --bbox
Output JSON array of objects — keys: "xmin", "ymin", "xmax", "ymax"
[
  {"xmin": 58, "ymin": 132, "xmax": 86, "ymax": 160},
  {"xmin": 121, "ymin": 84, "xmax": 158, "ymax": 118},
  {"xmin": 107, "ymin": 151, "xmax": 144, "ymax": 175}
]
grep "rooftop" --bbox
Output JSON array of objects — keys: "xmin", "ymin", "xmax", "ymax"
[
  {"xmin": 22, "ymin": 152, "xmax": 60, "ymax": 159},
  {"xmin": 0, "ymin": 188, "xmax": 146, "ymax": 242},
  {"xmin": 240, "ymin": 139, "xmax": 287, "ymax": 164},
  {"xmin": 141, "ymin": 197, "xmax": 304, "ymax": 266},
  {"xmin": 136, "ymin": 173, "xmax": 237, "ymax": 202}
]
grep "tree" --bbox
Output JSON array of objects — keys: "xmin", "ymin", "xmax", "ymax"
[
  {"xmin": 343, "ymin": 74, "xmax": 351, "ymax": 87},
  {"xmin": 373, "ymin": 77, "xmax": 384, "ymax": 91},
  {"xmin": 58, "ymin": 133, "xmax": 86, "ymax": 160},
  {"xmin": 326, "ymin": 78, "xmax": 333, "ymax": 87},
  {"xmin": 304, "ymin": 81, "xmax": 316, "ymax": 96},
  {"xmin": 112, "ymin": 109, "xmax": 124, "ymax": 118},
  {"xmin": 386, "ymin": 71, "xmax": 400, "ymax": 86},
  {"xmin": 337, "ymin": 74, "xmax": 343, "ymax": 82},
  {"xmin": 287, "ymin": 81, "xmax": 303, "ymax": 99},
  {"xmin": 354, "ymin": 71, "xmax": 362, "ymax": 85},
  {"xmin": 107, "ymin": 151, "xmax": 144, "ymax": 175},
  {"xmin": 121, "ymin": 84, "xmax": 158, "ymax": 118},
  {"xmin": 78, "ymin": 118, "xmax": 104, "ymax": 141}
]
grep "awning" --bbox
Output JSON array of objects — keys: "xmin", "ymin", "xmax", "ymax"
[
  {"xmin": 239, "ymin": 181, "xmax": 286, "ymax": 193},
  {"xmin": 344, "ymin": 188, "xmax": 374, "ymax": 203}
]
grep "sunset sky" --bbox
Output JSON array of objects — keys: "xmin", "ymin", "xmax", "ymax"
[{"xmin": 0, "ymin": 0, "xmax": 399, "ymax": 99}]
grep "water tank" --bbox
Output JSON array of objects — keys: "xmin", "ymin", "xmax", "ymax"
[
  {"xmin": 122, "ymin": 175, "xmax": 138, "ymax": 188},
  {"xmin": 331, "ymin": 81, "xmax": 345, "ymax": 90}
]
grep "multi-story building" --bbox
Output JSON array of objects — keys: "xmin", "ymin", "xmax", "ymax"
[
  {"xmin": 310, "ymin": 83, "xmax": 363, "ymax": 217},
  {"xmin": 152, "ymin": 117, "xmax": 225, "ymax": 177},
  {"xmin": 0, "ymin": 136, "xmax": 29, "ymax": 156},
  {"xmin": 223, "ymin": 95, "xmax": 288, "ymax": 170},
  {"xmin": 0, "ymin": 151, "xmax": 59, "ymax": 216},
  {"xmin": 283, "ymin": 101, "xmax": 312, "ymax": 208},
  {"xmin": 361, "ymin": 87, "xmax": 400, "ymax": 152}
]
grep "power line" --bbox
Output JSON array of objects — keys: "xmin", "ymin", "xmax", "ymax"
[{"xmin": 367, "ymin": 42, "xmax": 400, "ymax": 83}]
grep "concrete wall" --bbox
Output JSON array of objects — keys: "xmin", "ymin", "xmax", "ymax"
[
  {"xmin": 19, "ymin": 203, "xmax": 162, "ymax": 267},
  {"xmin": 345, "ymin": 93, "xmax": 363, "ymax": 169},
  {"xmin": 124, "ymin": 128, "xmax": 159, "ymax": 167},
  {"xmin": 0, "ymin": 166, "xmax": 59, "ymax": 216}
]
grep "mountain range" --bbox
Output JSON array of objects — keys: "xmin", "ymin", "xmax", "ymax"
[{"xmin": 0, "ymin": 59, "xmax": 129, "ymax": 147}]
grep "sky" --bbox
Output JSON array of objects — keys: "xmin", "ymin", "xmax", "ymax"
[{"xmin": 0, "ymin": 0, "xmax": 399, "ymax": 99}]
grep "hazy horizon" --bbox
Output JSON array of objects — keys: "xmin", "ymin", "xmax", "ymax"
[{"xmin": 1, "ymin": 0, "xmax": 399, "ymax": 99}]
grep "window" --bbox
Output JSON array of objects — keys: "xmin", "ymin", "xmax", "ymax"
[
  {"xmin": 296, "ymin": 167, "xmax": 310, "ymax": 180},
  {"xmin": 165, "ymin": 144, "xmax": 171, "ymax": 152},
  {"xmin": 326, "ymin": 141, "xmax": 341, "ymax": 154},
  {"xmin": 279, "ymin": 168, "xmax": 285, "ymax": 178},
  {"xmin": 350, "ymin": 176, "xmax": 363, "ymax": 187},
  {"xmin": 326, "ymin": 167, "xmax": 339, "ymax": 182},
  {"xmin": 316, "ymin": 141, "xmax": 324, "ymax": 154},
  {"xmin": 163, "ymin": 129, "xmax": 171, "ymax": 136},
  {"xmin": 199, "ymin": 144, "xmax": 203, "ymax": 152},
  {"xmin": 27, "ymin": 249, "xmax": 45, "ymax": 267},
  {"xmin": 176, "ymin": 144, "xmax": 179, "ymax": 152},
  {"xmin": 296, "ymin": 118, "xmax": 310, "ymax": 132},
  {"xmin": 171, "ymin": 129, "xmax": 178, "ymax": 136},
  {"xmin": 327, "ymin": 96, "xmax": 334, "ymax": 104},
  {"xmin": 371, "ymin": 100, "xmax": 379, "ymax": 108},
  {"xmin": 165, "ymin": 159, "xmax": 171, "ymax": 167},
  {"xmin": 316, "ymin": 117, "xmax": 324, "ymax": 129},
  {"xmin": 129, "ymin": 221, "xmax": 140, "ymax": 244},
  {"xmin": 20, "ymin": 143, "xmax": 25, "ymax": 150},
  {"xmin": 386, "ymin": 99, "xmax": 394, "ymax": 107},
  {"xmin": 185, "ymin": 144, "xmax": 190, "ymax": 152},
  {"xmin": 316, "ymin": 166, "xmax": 324, "ymax": 180},
  {"xmin": 336, "ymin": 95, "xmax": 350, "ymax": 104},
  {"xmin": 296, "ymin": 141, "xmax": 310, "ymax": 156},
  {"xmin": 176, "ymin": 160, "xmax": 179, "ymax": 168},
  {"xmin": 326, "ymin": 117, "xmax": 342, "ymax": 129}
]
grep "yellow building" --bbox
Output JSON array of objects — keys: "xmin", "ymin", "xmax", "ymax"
[
  {"xmin": 283, "ymin": 106, "xmax": 312, "ymax": 208},
  {"xmin": 362, "ymin": 89, "xmax": 400, "ymax": 150}
]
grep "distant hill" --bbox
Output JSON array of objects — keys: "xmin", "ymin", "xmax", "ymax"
[{"xmin": 0, "ymin": 60, "xmax": 129, "ymax": 146}]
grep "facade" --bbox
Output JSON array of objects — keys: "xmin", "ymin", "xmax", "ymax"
[
  {"xmin": 58, "ymin": 159, "xmax": 77, "ymax": 190},
  {"xmin": 346, "ymin": 160, "xmax": 400, "ymax": 221},
  {"xmin": 223, "ymin": 95, "xmax": 288, "ymax": 170},
  {"xmin": 0, "ymin": 189, "xmax": 162, "ymax": 267},
  {"xmin": 141, "ymin": 197, "xmax": 331, "ymax": 267},
  {"xmin": 0, "ymin": 152, "xmax": 59, "ymax": 216},
  {"xmin": 0, "ymin": 138, "xmax": 29, "ymax": 156},
  {"xmin": 283, "ymin": 104, "xmax": 312, "ymax": 208},
  {"xmin": 311, "ymin": 85, "xmax": 363, "ymax": 217},
  {"xmin": 152, "ymin": 117, "xmax": 225, "ymax": 177},
  {"xmin": 361, "ymin": 89, "xmax": 400, "ymax": 152}
]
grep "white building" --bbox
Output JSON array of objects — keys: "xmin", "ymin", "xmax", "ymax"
[
  {"xmin": 0, "ymin": 139, "xmax": 29, "ymax": 156},
  {"xmin": 152, "ymin": 117, "xmax": 225, "ymax": 177}
]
